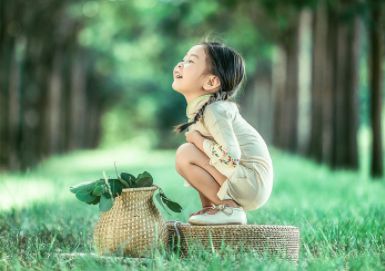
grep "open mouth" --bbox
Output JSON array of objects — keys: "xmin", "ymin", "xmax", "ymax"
[{"xmin": 175, "ymin": 74, "xmax": 183, "ymax": 79}]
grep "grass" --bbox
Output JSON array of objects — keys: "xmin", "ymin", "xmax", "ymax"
[{"xmin": 0, "ymin": 135, "xmax": 384, "ymax": 270}]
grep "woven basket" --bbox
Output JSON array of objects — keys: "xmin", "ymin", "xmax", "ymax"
[
  {"xmin": 93, "ymin": 186, "xmax": 167, "ymax": 257},
  {"xmin": 166, "ymin": 221, "xmax": 300, "ymax": 261}
]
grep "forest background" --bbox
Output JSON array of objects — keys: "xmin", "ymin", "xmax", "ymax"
[{"xmin": 0, "ymin": 0, "xmax": 384, "ymax": 270}]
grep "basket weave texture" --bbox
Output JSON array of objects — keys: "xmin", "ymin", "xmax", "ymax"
[
  {"xmin": 93, "ymin": 186, "xmax": 167, "ymax": 257},
  {"xmin": 166, "ymin": 221, "xmax": 300, "ymax": 261}
]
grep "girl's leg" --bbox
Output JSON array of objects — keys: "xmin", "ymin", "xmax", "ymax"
[
  {"xmin": 199, "ymin": 191, "xmax": 212, "ymax": 208},
  {"xmin": 175, "ymin": 143, "xmax": 239, "ymax": 210}
]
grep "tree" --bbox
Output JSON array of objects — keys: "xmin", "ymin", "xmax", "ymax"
[
  {"xmin": 308, "ymin": 0, "xmax": 360, "ymax": 170},
  {"xmin": 367, "ymin": 1, "xmax": 384, "ymax": 178}
]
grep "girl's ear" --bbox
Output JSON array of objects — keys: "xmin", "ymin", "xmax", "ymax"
[{"xmin": 202, "ymin": 75, "xmax": 221, "ymax": 93}]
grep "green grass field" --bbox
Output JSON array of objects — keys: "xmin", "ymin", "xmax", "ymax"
[{"xmin": 0, "ymin": 133, "xmax": 384, "ymax": 270}]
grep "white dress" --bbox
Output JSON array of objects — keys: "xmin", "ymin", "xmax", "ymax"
[{"xmin": 182, "ymin": 94, "xmax": 274, "ymax": 211}]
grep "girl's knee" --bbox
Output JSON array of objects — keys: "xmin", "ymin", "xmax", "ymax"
[
  {"xmin": 175, "ymin": 143, "xmax": 195, "ymax": 161},
  {"xmin": 175, "ymin": 143, "xmax": 194, "ymax": 173}
]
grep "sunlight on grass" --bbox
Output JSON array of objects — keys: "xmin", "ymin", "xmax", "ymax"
[
  {"xmin": 0, "ymin": 129, "xmax": 384, "ymax": 270},
  {"xmin": 0, "ymin": 138, "xmax": 179, "ymax": 212},
  {"xmin": 0, "ymin": 178, "xmax": 56, "ymax": 211}
]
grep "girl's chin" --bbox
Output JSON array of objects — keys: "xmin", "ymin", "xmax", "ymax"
[{"xmin": 171, "ymin": 82, "xmax": 183, "ymax": 93}]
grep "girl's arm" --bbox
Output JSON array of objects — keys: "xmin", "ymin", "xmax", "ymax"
[{"xmin": 201, "ymin": 103, "xmax": 241, "ymax": 179}]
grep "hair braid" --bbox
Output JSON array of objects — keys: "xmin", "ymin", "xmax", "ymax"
[{"xmin": 172, "ymin": 91, "xmax": 230, "ymax": 134}]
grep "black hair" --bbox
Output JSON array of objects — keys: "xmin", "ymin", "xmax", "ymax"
[{"xmin": 173, "ymin": 39, "xmax": 246, "ymax": 134}]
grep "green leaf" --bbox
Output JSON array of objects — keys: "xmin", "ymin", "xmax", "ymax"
[
  {"xmin": 99, "ymin": 194, "xmax": 113, "ymax": 212},
  {"xmin": 120, "ymin": 172, "xmax": 135, "ymax": 181},
  {"xmin": 108, "ymin": 178, "xmax": 124, "ymax": 196},
  {"xmin": 135, "ymin": 171, "xmax": 153, "ymax": 187},
  {"xmin": 158, "ymin": 190, "xmax": 183, "ymax": 213},
  {"xmin": 89, "ymin": 196, "xmax": 101, "ymax": 205},
  {"xmin": 75, "ymin": 191, "xmax": 98, "ymax": 204},
  {"xmin": 154, "ymin": 191, "xmax": 171, "ymax": 215},
  {"xmin": 161, "ymin": 196, "xmax": 183, "ymax": 213},
  {"xmin": 120, "ymin": 173, "xmax": 136, "ymax": 187},
  {"xmin": 102, "ymin": 191, "xmax": 112, "ymax": 199},
  {"xmin": 92, "ymin": 183, "xmax": 104, "ymax": 196},
  {"xmin": 70, "ymin": 180, "xmax": 97, "ymax": 194}
]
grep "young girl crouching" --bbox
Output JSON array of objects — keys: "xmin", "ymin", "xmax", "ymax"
[{"xmin": 172, "ymin": 40, "xmax": 274, "ymax": 225}]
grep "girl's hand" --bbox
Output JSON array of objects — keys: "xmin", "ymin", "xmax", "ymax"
[{"xmin": 185, "ymin": 130, "xmax": 204, "ymax": 145}]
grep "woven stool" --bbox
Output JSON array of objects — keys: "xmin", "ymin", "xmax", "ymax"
[{"xmin": 165, "ymin": 221, "xmax": 300, "ymax": 262}]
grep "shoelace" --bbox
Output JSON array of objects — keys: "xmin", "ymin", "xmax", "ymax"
[
  {"xmin": 213, "ymin": 204, "xmax": 235, "ymax": 216},
  {"xmin": 189, "ymin": 206, "xmax": 215, "ymax": 217}
]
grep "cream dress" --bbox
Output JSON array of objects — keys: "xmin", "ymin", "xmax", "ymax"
[{"xmin": 183, "ymin": 94, "xmax": 274, "ymax": 211}]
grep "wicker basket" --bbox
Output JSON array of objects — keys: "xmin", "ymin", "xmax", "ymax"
[
  {"xmin": 166, "ymin": 221, "xmax": 300, "ymax": 261},
  {"xmin": 93, "ymin": 186, "xmax": 167, "ymax": 257}
]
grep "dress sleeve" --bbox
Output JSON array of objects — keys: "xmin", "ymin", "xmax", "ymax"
[{"xmin": 201, "ymin": 103, "xmax": 241, "ymax": 179}]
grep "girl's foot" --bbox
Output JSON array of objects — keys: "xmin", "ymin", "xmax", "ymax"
[
  {"xmin": 188, "ymin": 204, "xmax": 247, "ymax": 225},
  {"xmin": 188, "ymin": 205, "xmax": 215, "ymax": 218}
]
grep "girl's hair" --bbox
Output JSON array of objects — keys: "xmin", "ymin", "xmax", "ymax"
[{"xmin": 173, "ymin": 40, "xmax": 246, "ymax": 134}]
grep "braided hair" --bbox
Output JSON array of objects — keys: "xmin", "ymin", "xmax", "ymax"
[{"xmin": 173, "ymin": 41, "xmax": 246, "ymax": 134}]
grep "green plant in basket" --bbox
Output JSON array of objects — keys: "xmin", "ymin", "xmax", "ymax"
[{"xmin": 69, "ymin": 170, "xmax": 183, "ymax": 213}]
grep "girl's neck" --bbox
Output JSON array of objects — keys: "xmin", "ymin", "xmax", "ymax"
[
  {"xmin": 185, "ymin": 93, "xmax": 212, "ymax": 104},
  {"xmin": 185, "ymin": 94, "xmax": 212, "ymax": 120}
]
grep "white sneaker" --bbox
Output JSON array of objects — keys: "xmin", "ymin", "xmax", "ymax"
[{"xmin": 188, "ymin": 204, "xmax": 247, "ymax": 225}]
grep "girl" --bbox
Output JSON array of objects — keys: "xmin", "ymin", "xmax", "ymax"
[{"xmin": 172, "ymin": 40, "xmax": 273, "ymax": 225}]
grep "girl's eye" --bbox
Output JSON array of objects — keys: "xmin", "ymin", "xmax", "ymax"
[{"xmin": 181, "ymin": 59, "xmax": 193, "ymax": 63}]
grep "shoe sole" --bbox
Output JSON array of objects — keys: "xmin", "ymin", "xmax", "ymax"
[{"xmin": 188, "ymin": 221, "xmax": 247, "ymax": 226}]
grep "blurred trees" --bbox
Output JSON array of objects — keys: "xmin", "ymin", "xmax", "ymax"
[
  {"xmin": 244, "ymin": 0, "xmax": 384, "ymax": 177},
  {"xmin": 0, "ymin": 0, "xmax": 383, "ymax": 178},
  {"xmin": 0, "ymin": 0, "xmax": 118, "ymax": 171},
  {"xmin": 307, "ymin": 0, "xmax": 361, "ymax": 170}
]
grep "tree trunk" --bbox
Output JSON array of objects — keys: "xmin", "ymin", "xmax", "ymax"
[
  {"xmin": 297, "ymin": 9, "xmax": 312, "ymax": 155},
  {"xmin": 20, "ymin": 39, "xmax": 45, "ymax": 170},
  {"xmin": 331, "ymin": 6, "xmax": 359, "ymax": 170},
  {"xmin": 68, "ymin": 48, "xmax": 87, "ymax": 150},
  {"xmin": 272, "ymin": 46, "xmax": 286, "ymax": 149},
  {"xmin": 240, "ymin": 62, "xmax": 273, "ymax": 144},
  {"xmin": 308, "ymin": 3, "xmax": 329, "ymax": 162},
  {"xmin": 7, "ymin": 37, "xmax": 26, "ymax": 170},
  {"xmin": 0, "ymin": 38, "xmax": 13, "ymax": 169},
  {"xmin": 282, "ymin": 18, "xmax": 300, "ymax": 152},
  {"xmin": 46, "ymin": 50, "xmax": 63, "ymax": 154},
  {"xmin": 368, "ymin": 4, "xmax": 384, "ymax": 178},
  {"xmin": 345, "ymin": 16, "xmax": 360, "ymax": 169}
]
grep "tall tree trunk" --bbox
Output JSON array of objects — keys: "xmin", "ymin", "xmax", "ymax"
[
  {"xmin": 68, "ymin": 48, "xmax": 87, "ymax": 150},
  {"xmin": 345, "ymin": 16, "xmax": 360, "ymax": 169},
  {"xmin": 331, "ymin": 6, "xmax": 360, "ymax": 170},
  {"xmin": 7, "ymin": 37, "xmax": 25, "ymax": 170},
  {"xmin": 369, "ymin": 4, "xmax": 384, "ymax": 178},
  {"xmin": 0, "ymin": 38, "xmax": 13, "ymax": 169},
  {"xmin": 46, "ymin": 50, "xmax": 63, "ymax": 154},
  {"xmin": 331, "ymin": 11, "xmax": 347, "ymax": 168},
  {"xmin": 309, "ymin": 1, "xmax": 359, "ymax": 170},
  {"xmin": 20, "ymin": 40, "xmax": 44, "ymax": 170},
  {"xmin": 272, "ymin": 46, "xmax": 286, "ymax": 149},
  {"xmin": 282, "ymin": 18, "xmax": 300, "ymax": 152},
  {"xmin": 240, "ymin": 62, "xmax": 273, "ymax": 144},
  {"xmin": 308, "ymin": 3, "xmax": 329, "ymax": 162},
  {"xmin": 320, "ymin": 5, "xmax": 336, "ymax": 165},
  {"xmin": 297, "ymin": 9, "xmax": 312, "ymax": 155},
  {"xmin": 86, "ymin": 83, "xmax": 104, "ymax": 148}
]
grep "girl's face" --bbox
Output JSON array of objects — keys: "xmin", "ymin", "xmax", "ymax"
[{"xmin": 172, "ymin": 44, "xmax": 216, "ymax": 97}]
